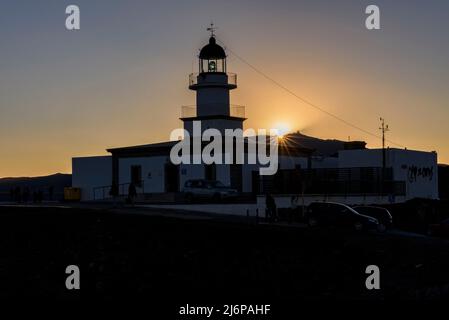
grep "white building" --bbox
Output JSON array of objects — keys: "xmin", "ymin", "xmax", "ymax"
[
  {"xmin": 338, "ymin": 148, "xmax": 438, "ymax": 200},
  {"xmin": 72, "ymin": 33, "xmax": 438, "ymax": 204},
  {"xmin": 72, "ymin": 33, "xmax": 311, "ymax": 201}
]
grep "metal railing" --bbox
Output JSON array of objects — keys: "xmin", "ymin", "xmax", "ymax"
[
  {"xmin": 259, "ymin": 178, "xmax": 406, "ymax": 197},
  {"xmin": 189, "ymin": 72, "xmax": 237, "ymax": 87},
  {"xmin": 257, "ymin": 167, "xmax": 406, "ymax": 196},
  {"xmin": 181, "ymin": 104, "xmax": 245, "ymax": 118},
  {"xmin": 93, "ymin": 180, "xmax": 145, "ymax": 201}
]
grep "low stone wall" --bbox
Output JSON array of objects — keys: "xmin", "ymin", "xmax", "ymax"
[{"xmin": 256, "ymin": 194, "xmax": 407, "ymax": 208}]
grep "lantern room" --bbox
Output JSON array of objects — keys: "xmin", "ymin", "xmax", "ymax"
[{"xmin": 198, "ymin": 36, "xmax": 227, "ymax": 73}]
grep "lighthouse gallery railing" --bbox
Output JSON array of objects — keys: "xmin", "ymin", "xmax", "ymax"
[
  {"xmin": 189, "ymin": 72, "xmax": 237, "ymax": 87},
  {"xmin": 181, "ymin": 104, "xmax": 245, "ymax": 118}
]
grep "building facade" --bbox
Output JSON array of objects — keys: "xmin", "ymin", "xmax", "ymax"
[{"xmin": 72, "ymin": 33, "xmax": 438, "ymax": 204}]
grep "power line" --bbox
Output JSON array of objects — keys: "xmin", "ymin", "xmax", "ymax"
[{"xmin": 219, "ymin": 40, "xmax": 406, "ymax": 149}]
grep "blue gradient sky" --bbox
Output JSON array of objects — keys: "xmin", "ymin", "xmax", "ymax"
[{"xmin": 1, "ymin": 0, "xmax": 448, "ymax": 176}]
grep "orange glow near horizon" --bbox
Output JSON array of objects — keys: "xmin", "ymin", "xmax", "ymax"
[{"xmin": 1, "ymin": 2, "xmax": 449, "ymax": 177}]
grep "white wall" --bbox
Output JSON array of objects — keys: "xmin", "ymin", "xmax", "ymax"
[
  {"xmin": 390, "ymin": 149, "xmax": 438, "ymax": 200},
  {"xmin": 180, "ymin": 163, "xmax": 205, "ymax": 190},
  {"xmin": 279, "ymin": 155, "xmax": 308, "ymax": 170},
  {"xmin": 72, "ymin": 156, "xmax": 112, "ymax": 201},
  {"xmin": 311, "ymin": 156, "xmax": 338, "ymax": 168},
  {"xmin": 242, "ymin": 163, "xmax": 259, "ymax": 193},
  {"xmin": 196, "ymin": 73, "xmax": 231, "ymax": 116},
  {"xmin": 73, "ymin": 147, "xmax": 437, "ymax": 202},
  {"xmin": 338, "ymin": 149, "xmax": 384, "ymax": 168},
  {"xmin": 118, "ymin": 156, "xmax": 168, "ymax": 194},
  {"xmin": 241, "ymin": 156, "xmax": 308, "ymax": 193},
  {"xmin": 338, "ymin": 148, "xmax": 438, "ymax": 200},
  {"xmin": 179, "ymin": 164, "xmax": 232, "ymax": 190},
  {"xmin": 183, "ymin": 119, "xmax": 243, "ymax": 136},
  {"xmin": 216, "ymin": 164, "xmax": 231, "ymax": 186}
]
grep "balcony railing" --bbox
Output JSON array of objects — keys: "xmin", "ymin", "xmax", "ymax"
[
  {"xmin": 189, "ymin": 72, "xmax": 237, "ymax": 87},
  {"xmin": 181, "ymin": 104, "xmax": 246, "ymax": 118},
  {"xmin": 93, "ymin": 180, "xmax": 145, "ymax": 200},
  {"xmin": 256, "ymin": 168, "xmax": 406, "ymax": 196}
]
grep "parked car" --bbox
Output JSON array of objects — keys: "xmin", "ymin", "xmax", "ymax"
[
  {"xmin": 428, "ymin": 218, "xmax": 449, "ymax": 239},
  {"xmin": 306, "ymin": 202, "xmax": 380, "ymax": 232},
  {"xmin": 353, "ymin": 206, "xmax": 393, "ymax": 231},
  {"xmin": 183, "ymin": 179, "xmax": 238, "ymax": 202}
]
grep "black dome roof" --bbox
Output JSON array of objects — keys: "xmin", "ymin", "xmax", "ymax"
[{"xmin": 199, "ymin": 37, "xmax": 226, "ymax": 59}]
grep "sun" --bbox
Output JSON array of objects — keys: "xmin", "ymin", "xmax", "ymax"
[{"xmin": 273, "ymin": 122, "xmax": 290, "ymax": 138}]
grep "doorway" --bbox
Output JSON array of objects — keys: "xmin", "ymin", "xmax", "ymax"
[
  {"xmin": 165, "ymin": 163, "xmax": 179, "ymax": 192},
  {"xmin": 230, "ymin": 164, "xmax": 242, "ymax": 192},
  {"xmin": 204, "ymin": 164, "xmax": 217, "ymax": 181}
]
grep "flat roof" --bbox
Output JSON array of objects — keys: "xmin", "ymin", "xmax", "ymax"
[{"xmin": 107, "ymin": 138, "xmax": 314, "ymax": 158}]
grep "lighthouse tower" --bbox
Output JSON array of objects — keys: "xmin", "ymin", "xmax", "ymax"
[{"xmin": 182, "ymin": 30, "xmax": 246, "ymax": 136}]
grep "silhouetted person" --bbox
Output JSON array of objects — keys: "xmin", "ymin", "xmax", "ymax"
[
  {"xmin": 48, "ymin": 186, "xmax": 54, "ymax": 201},
  {"xmin": 266, "ymin": 193, "xmax": 277, "ymax": 222},
  {"xmin": 23, "ymin": 187, "xmax": 30, "ymax": 203},
  {"xmin": 128, "ymin": 182, "xmax": 137, "ymax": 206}
]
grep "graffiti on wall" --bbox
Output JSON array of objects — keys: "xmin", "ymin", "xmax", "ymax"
[{"xmin": 408, "ymin": 165, "xmax": 434, "ymax": 183}]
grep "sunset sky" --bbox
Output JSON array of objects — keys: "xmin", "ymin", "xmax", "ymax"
[{"xmin": 1, "ymin": 0, "xmax": 449, "ymax": 177}]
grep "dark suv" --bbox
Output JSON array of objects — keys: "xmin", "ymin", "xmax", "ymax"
[
  {"xmin": 353, "ymin": 206, "xmax": 393, "ymax": 231},
  {"xmin": 307, "ymin": 202, "xmax": 380, "ymax": 232}
]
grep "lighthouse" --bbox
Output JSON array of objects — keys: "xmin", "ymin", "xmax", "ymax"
[
  {"xmin": 181, "ymin": 29, "xmax": 246, "ymax": 136},
  {"xmin": 73, "ymin": 28, "xmax": 320, "ymax": 199}
]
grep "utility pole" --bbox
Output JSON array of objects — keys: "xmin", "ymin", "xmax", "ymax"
[{"xmin": 379, "ymin": 117, "xmax": 389, "ymax": 168}]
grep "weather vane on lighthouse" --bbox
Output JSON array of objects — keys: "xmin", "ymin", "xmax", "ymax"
[{"xmin": 207, "ymin": 22, "xmax": 217, "ymax": 37}]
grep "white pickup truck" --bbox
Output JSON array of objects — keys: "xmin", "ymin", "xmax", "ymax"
[{"xmin": 183, "ymin": 179, "xmax": 238, "ymax": 202}]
